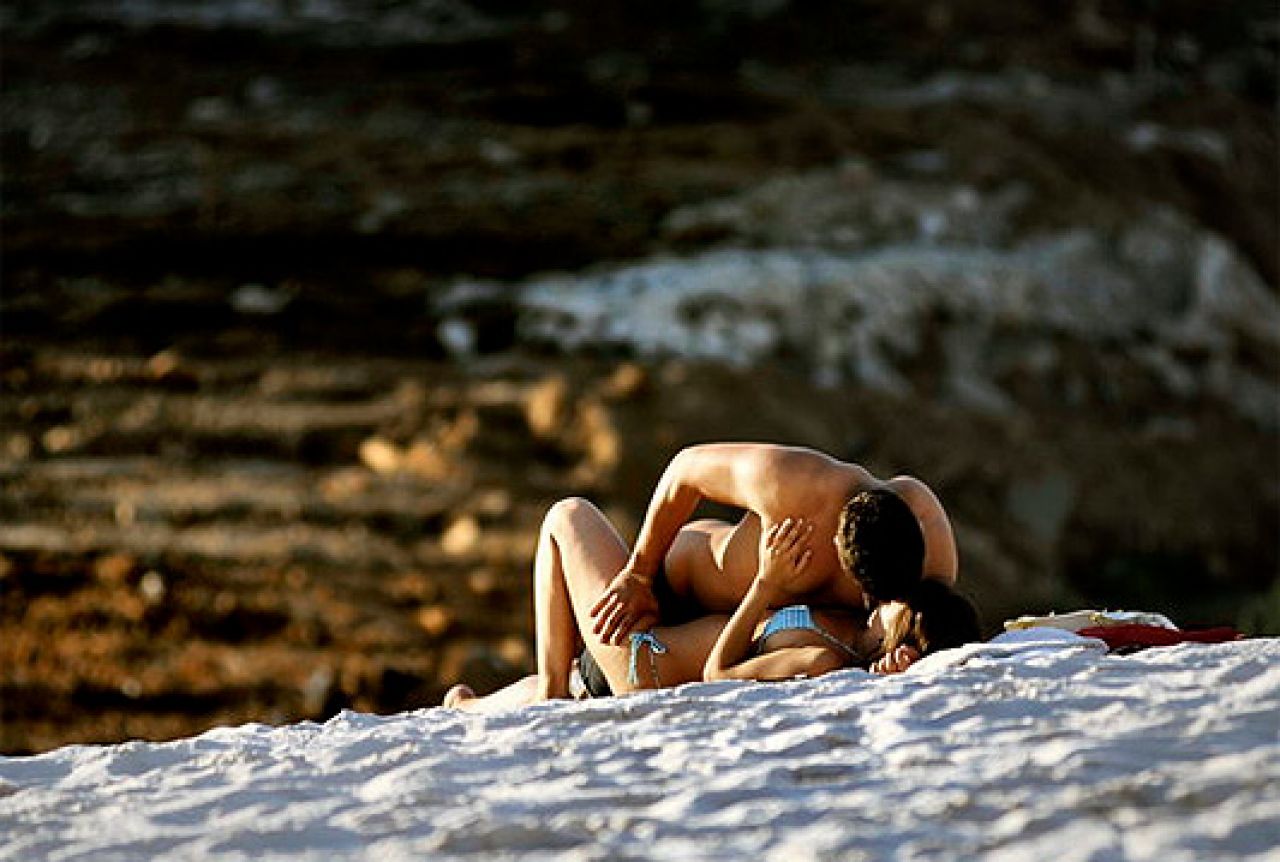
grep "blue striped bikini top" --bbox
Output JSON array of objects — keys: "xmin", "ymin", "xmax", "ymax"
[{"xmin": 759, "ymin": 605, "xmax": 859, "ymax": 660}]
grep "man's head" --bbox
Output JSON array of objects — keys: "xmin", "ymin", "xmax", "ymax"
[{"xmin": 835, "ymin": 488, "xmax": 925, "ymax": 605}]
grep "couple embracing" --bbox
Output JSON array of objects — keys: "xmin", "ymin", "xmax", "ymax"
[{"xmin": 446, "ymin": 443, "xmax": 979, "ymax": 711}]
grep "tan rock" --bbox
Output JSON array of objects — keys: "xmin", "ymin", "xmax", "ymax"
[
  {"xmin": 437, "ymin": 409, "xmax": 479, "ymax": 452},
  {"xmin": 600, "ymin": 362, "xmax": 649, "ymax": 401},
  {"xmin": 321, "ymin": 467, "xmax": 372, "ymax": 500},
  {"xmin": 495, "ymin": 635, "xmax": 531, "ymax": 669},
  {"xmin": 41, "ymin": 426, "xmax": 80, "ymax": 454},
  {"xmin": 146, "ymin": 350, "xmax": 189, "ymax": 384},
  {"xmin": 441, "ymin": 516, "xmax": 481, "ymax": 556},
  {"xmin": 402, "ymin": 439, "xmax": 453, "ymax": 481},
  {"xmin": 86, "ymin": 357, "xmax": 125, "ymax": 382},
  {"xmin": 284, "ymin": 567, "xmax": 309, "ymax": 590},
  {"xmin": 416, "ymin": 605, "xmax": 455, "ymax": 638},
  {"xmin": 392, "ymin": 379, "xmax": 427, "ymax": 410},
  {"xmin": 93, "ymin": 553, "xmax": 137, "ymax": 586},
  {"xmin": 5, "ymin": 433, "xmax": 32, "ymax": 460},
  {"xmin": 387, "ymin": 571, "xmax": 438, "ymax": 603},
  {"xmin": 358, "ymin": 437, "xmax": 402, "ymax": 474},
  {"xmin": 525, "ymin": 374, "xmax": 570, "ymax": 440},
  {"xmin": 472, "ymin": 488, "xmax": 512, "ymax": 518},
  {"xmin": 466, "ymin": 568, "xmax": 499, "ymax": 598},
  {"xmin": 157, "ymin": 361, "xmax": 199, "ymax": 390},
  {"xmin": 138, "ymin": 570, "xmax": 166, "ymax": 606},
  {"xmin": 114, "ymin": 499, "xmax": 136, "ymax": 527},
  {"xmin": 111, "ymin": 590, "xmax": 147, "ymax": 623},
  {"xmin": 214, "ymin": 591, "xmax": 237, "ymax": 614},
  {"xmin": 580, "ymin": 399, "xmax": 620, "ymax": 474}
]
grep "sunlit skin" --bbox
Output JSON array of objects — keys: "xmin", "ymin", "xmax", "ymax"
[
  {"xmin": 704, "ymin": 516, "xmax": 915, "ymax": 682},
  {"xmin": 444, "ymin": 501, "xmax": 922, "ymax": 712},
  {"xmin": 587, "ymin": 443, "xmax": 958, "ymax": 653}
]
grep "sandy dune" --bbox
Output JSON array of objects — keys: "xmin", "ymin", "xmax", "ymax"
[{"xmin": 2, "ymin": 630, "xmax": 1277, "ymax": 861}]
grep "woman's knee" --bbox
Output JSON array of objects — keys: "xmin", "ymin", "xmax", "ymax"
[{"xmin": 543, "ymin": 496, "xmax": 599, "ymax": 534}]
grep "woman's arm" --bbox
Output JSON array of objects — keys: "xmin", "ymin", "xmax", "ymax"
[
  {"xmin": 706, "ymin": 644, "xmax": 845, "ymax": 682},
  {"xmin": 702, "ymin": 568, "xmax": 777, "ymax": 680}
]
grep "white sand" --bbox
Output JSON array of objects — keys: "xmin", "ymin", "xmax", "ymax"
[{"xmin": 3, "ymin": 630, "xmax": 1278, "ymax": 861}]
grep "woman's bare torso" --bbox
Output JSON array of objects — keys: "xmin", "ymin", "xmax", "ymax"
[{"xmin": 639, "ymin": 590, "xmax": 867, "ymax": 693}]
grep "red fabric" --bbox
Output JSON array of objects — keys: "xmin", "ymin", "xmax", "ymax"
[{"xmin": 1077, "ymin": 624, "xmax": 1242, "ymax": 651}]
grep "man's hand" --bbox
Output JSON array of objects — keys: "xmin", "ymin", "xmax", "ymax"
[
  {"xmin": 870, "ymin": 644, "xmax": 920, "ymax": 675},
  {"xmin": 590, "ymin": 567, "xmax": 660, "ymax": 646}
]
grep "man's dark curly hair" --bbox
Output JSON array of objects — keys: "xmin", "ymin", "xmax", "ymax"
[{"xmin": 836, "ymin": 489, "xmax": 925, "ymax": 604}]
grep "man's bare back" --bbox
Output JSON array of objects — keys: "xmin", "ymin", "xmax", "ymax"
[{"xmin": 590, "ymin": 443, "xmax": 958, "ymax": 645}]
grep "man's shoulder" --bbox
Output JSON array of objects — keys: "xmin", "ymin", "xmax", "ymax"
[
  {"xmin": 883, "ymin": 474, "xmax": 940, "ymax": 502},
  {"xmin": 883, "ymin": 475, "xmax": 949, "ymax": 521},
  {"xmin": 764, "ymin": 447, "xmax": 870, "ymax": 506},
  {"xmin": 883, "ymin": 474, "xmax": 958, "ymax": 581}
]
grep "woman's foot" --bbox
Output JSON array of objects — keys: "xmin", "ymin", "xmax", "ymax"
[{"xmin": 442, "ymin": 684, "xmax": 475, "ymax": 708}]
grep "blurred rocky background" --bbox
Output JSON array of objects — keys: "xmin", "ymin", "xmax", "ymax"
[{"xmin": 1, "ymin": 0, "xmax": 1277, "ymax": 753}]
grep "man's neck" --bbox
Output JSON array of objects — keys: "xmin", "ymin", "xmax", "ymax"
[{"xmin": 806, "ymin": 567, "xmax": 867, "ymax": 610}]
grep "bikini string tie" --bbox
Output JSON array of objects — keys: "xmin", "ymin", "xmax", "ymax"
[{"xmin": 628, "ymin": 631, "xmax": 667, "ymax": 686}]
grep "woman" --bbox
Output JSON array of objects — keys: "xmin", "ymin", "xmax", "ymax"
[{"xmin": 444, "ymin": 498, "xmax": 977, "ymax": 711}]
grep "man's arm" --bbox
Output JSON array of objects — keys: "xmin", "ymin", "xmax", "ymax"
[
  {"xmin": 592, "ymin": 443, "xmax": 853, "ymax": 644},
  {"xmin": 628, "ymin": 443, "xmax": 850, "ymax": 573},
  {"xmin": 885, "ymin": 476, "xmax": 958, "ymax": 584}
]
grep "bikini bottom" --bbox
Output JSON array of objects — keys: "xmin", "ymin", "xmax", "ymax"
[{"xmin": 576, "ymin": 630, "xmax": 669, "ymax": 698}]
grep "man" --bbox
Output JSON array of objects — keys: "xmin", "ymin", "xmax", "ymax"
[{"xmin": 590, "ymin": 443, "xmax": 958, "ymax": 666}]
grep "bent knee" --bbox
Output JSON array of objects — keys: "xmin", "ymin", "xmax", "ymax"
[{"xmin": 544, "ymin": 496, "xmax": 600, "ymax": 532}]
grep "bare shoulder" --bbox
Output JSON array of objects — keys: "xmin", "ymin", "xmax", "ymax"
[
  {"xmin": 678, "ymin": 442, "xmax": 876, "ymax": 519},
  {"xmin": 883, "ymin": 475, "xmax": 947, "ymax": 518},
  {"xmin": 883, "ymin": 474, "xmax": 959, "ymax": 582},
  {"xmin": 750, "ymin": 445, "xmax": 869, "ymax": 510}
]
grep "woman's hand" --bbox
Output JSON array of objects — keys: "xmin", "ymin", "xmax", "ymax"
[
  {"xmin": 757, "ymin": 517, "xmax": 814, "ymax": 592},
  {"xmin": 590, "ymin": 566, "xmax": 660, "ymax": 646},
  {"xmin": 705, "ymin": 517, "xmax": 819, "ymax": 682},
  {"xmin": 870, "ymin": 644, "xmax": 920, "ymax": 675}
]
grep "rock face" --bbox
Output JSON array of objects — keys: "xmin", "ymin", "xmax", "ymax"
[
  {"xmin": 1, "ymin": 1, "xmax": 1276, "ymax": 753},
  {"xmin": 461, "ymin": 203, "xmax": 1277, "ymax": 427}
]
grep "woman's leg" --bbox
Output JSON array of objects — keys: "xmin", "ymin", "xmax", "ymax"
[
  {"xmin": 532, "ymin": 497, "xmax": 631, "ymax": 698},
  {"xmin": 535, "ymin": 498, "xmax": 735, "ymax": 695},
  {"xmin": 444, "ymin": 676, "xmax": 541, "ymax": 713},
  {"xmin": 451, "ymin": 497, "xmax": 728, "ymax": 705}
]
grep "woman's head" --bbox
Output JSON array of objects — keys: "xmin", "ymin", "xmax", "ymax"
[{"xmin": 870, "ymin": 579, "xmax": 980, "ymax": 663}]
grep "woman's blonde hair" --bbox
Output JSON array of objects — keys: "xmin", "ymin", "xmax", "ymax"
[{"xmin": 873, "ymin": 580, "xmax": 980, "ymax": 663}]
